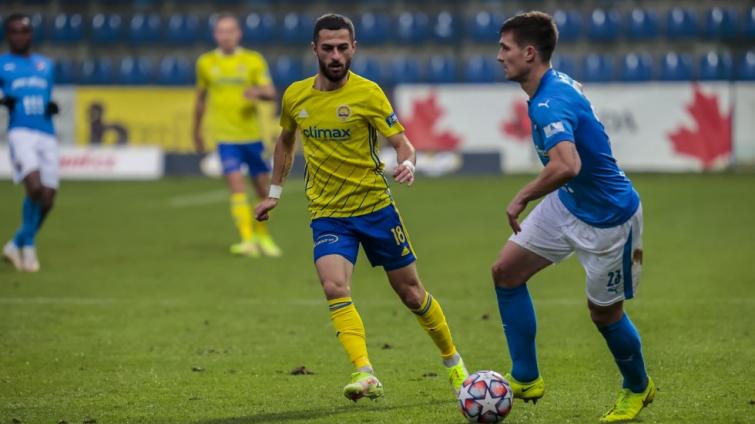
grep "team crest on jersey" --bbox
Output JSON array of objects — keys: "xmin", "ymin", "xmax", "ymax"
[
  {"xmin": 36, "ymin": 61, "xmax": 46, "ymax": 71},
  {"xmin": 336, "ymin": 104, "xmax": 352, "ymax": 122}
]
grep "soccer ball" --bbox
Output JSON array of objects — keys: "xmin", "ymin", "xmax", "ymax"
[{"xmin": 457, "ymin": 370, "xmax": 513, "ymax": 423}]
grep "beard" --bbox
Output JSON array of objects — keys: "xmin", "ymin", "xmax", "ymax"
[{"xmin": 319, "ymin": 58, "xmax": 351, "ymax": 82}]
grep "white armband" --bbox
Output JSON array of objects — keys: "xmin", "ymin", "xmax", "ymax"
[{"xmin": 268, "ymin": 184, "xmax": 283, "ymax": 199}]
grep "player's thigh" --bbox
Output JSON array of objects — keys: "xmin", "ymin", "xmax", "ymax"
[
  {"xmin": 311, "ymin": 217, "xmax": 360, "ymax": 272},
  {"xmin": 241, "ymin": 141, "xmax": 270, "ymax": 178},
  {"xmin": 217, "ymin": 143, "xmax": 244, "ymax": 177},
  {"xmin": 37, "ymin": 133, "xmax": 60, "ymax": 190},
  {"xmin": 492, "ymin": 241, "xmax": 553, "ymax": 287},
  {"xmin": 8, "ymin": 128, "xmax": 41, "ymax": 185},
  {"xmin": 315, "ymin": 254, "xmax": 355, "ymax": 300},
  {"xmin": 357, "ymin": 204, "xmax": 417, "ymax": 272}
]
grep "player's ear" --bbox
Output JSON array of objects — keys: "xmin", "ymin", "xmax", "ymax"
[
  {"xmin": 311, "ymin": 41, "xmax": 317, "ymax": 54},
  {"xmin": 525, "ymin": 45, "xmax": 537, "ymax": 63}
]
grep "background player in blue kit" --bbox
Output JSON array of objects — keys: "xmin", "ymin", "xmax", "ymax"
[
  {"xmin": 491, "ymin": 12, "xmax": 654, "ymax": 422},
  {"xmin": 1, "ymin": 14, "xmax": 60, "ymax": 272}
]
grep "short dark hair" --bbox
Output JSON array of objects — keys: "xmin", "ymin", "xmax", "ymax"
[
  {"xmin": 313, "ymin": 13, "xmax": 355, "ymax": 42},
  {"xmin": 4, "ymin": 13, "xmax": 31, "ymax": 32},
  {"xmin": 500, "ymin": 11, "xmax": 558, "ymax": 63}
]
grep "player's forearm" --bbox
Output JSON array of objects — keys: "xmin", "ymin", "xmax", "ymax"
[
  {"xmin": 392, "ymin": 134, "xmax": 416, "ymax": 164},
  {"xmin": 518, "ymin": 162, "xmax": 578, "ymax": 202},
  {"xmin": 271, "ymin": 134, "xmax": 296, "ymax": 186},
  {"xmin": 192, "ymin": 92, "xmax": 206, "ymax": 133},
  {"xmin": 255, "ymin": 85, "xmax": 277, "ymax": 101}
]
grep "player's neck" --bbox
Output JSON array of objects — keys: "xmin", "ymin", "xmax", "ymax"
[
  {"xmin": 314, "ymin": 73, "xmax": 349, "ymax": 92},
  {"xmin": 217, "ymin": 47, "xmax": 238, "ymax": 56},
  {"xmin": 10, "ymin": 49, "xmax": 31, "ymax": 57},
  {"xmin": 522, "ymin": 65, "xmax": 550, "ymax": 98}
]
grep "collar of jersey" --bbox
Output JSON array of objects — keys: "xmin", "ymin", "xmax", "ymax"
[
  {"xmin": 310, "ymin": 71, "xmax": 353, "ymax": 94},
  {"xmin": 530, "ymin": 68, "xmax": 557, "ymax": 102}
]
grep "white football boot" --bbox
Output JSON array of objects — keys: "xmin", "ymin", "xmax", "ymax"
[
  {"xmin": 3, "ymin": 241, "xmax": 23, "ymax": 271},
  {"xmin": 21, "ymin": 246, "xmax": 40, "ymax": 272}
]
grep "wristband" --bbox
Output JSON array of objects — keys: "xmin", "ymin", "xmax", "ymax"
[
  {"xmin": 401, "ymin": 159, "xmax": 416, "ymax": 174},
  {"xmin": 268, "ymin": 184, "xmax": 283, "ymax": 199}
]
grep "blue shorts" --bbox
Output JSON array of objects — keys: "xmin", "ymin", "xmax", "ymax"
[
  {"xmin": 311, "ymin": 204, "xmax": 417, "ymax": 271},
  {"xmin": 217, "ymin": 141, "xmax": 270, "ymax": 177}
]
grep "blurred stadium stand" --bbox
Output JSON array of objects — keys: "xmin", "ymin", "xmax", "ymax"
[{"xmin": 1, "ymin": 0, "xmax": 752, "ymax": 86}]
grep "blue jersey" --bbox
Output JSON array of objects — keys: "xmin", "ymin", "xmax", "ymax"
[
  {"xmin": 0, "ymin": 53, "xmax": 55, "ymax": 135},
  {"xmin": 528, "ymin": 69, "xmax": 639, "ymax": 228}
]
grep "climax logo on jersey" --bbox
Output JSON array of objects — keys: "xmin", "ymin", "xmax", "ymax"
[
  {"xmin": 302, "ymin": 126, "xmax": 352, "ymax": 141},
  {"xmin": 314, "ymin": 234, "xmax": 340, "ymax": 247},
  {"xmin": 336, "ymin": 104, "xmax": 351, "ymax": 122}
]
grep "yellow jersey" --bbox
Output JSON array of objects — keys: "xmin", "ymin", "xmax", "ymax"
[
  {"xmin": 280, "ymin": 72, "xmax": 405, "ymax": 219},
  {"xmin": 196, "ymin": 48, "xmax": 272, "ymax": 142}
]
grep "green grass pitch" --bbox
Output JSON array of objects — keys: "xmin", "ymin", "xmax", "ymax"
[{"xmin": 1, "ymin": 174, "xmax": 754, "ymax": 423}]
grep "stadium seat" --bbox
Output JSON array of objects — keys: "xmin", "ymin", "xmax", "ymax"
[
  {"xmin": 466, "ymin": 11, "xmax": 505, "ymax": 42},
  {"xmin": 129, "ymin": 13, "xmax": 161, "ymax": 44},
  {"xmin": 620, "ymin": 52, "xmax": 653, "ymax": 82},
  {"xmin": 552, "ymin": 9, "xmax": 581, "ymax": 42},
  {"xmin": 551, "ymin": 54, "xmax": 577, "ymax": 78},
  {"xmin": 91, "ymin": 13, "xmax": 124, "ymax": 44},
  {"xmin": 432, "ymin": 11, "xmax": 457, "ymax": 42},
  {"xmin": 666, "ymin": 7, "xmax": 698, "ymax": 39},
  {"xmin": 272, "ymin": 56, "xmax": 302, "ymax": 88},
  {"xmin": 31, "ymin": 14, "xmax": 45, "ymax": 44},
  {"xmin": 351, "ymin": 56, "xmax": 383, "ymax": 84},
  {"xmin": 391, "ymin": 56, "xmax": 422, "ymax": 84},
  {"xmin": 358, "ymin": 12, "xmax": 390, "ymax": 45},
  {"xmin": 282, "ymin": 13, "xmax": 309, "ymax": 45},
  {"xmin": 396, "ymin": 12, "xmax": 429, "ymax": 44},
  {"xmin": 699, "ymin": 51, "xmax": 733, "ymax": 81},
  {"xmin": 119, "ymin": 56, "xmax": 153, "ymax": 85},
  {"xmin": 738, "ymin": 50, "xmax": 755, "ymax": 80},
  {"xmin": 587, "ymin": 8, "xmax": 620, "ymax": 41},
  {"xmin": 54, "ymin": 58, "xmax": 77, "ymax": 84},
  {"xmin": 49, "ymin": 13, "xmax": 85, "ymax": 43},
  {"xmin": 625, "ymin": 8, "xmax": 659, "ymax": 40},
  {"xmin": 166, "ymin": 14, "xmax": 199, "ymax": 45},
  {"xmin": 582, "ymin": 54, "xmax": 613, "ymax": 82},
  {"xmin": 157, "ymin": 57, "xmax": 191, "ymax": 85},
  {"xmin": 427, "ymin": 55, "xmax": 457, "ymax": 83},
  {"xmin": 464, "ymin": 55, "xmax": 496, "ymax": 83},
  {"xmin": 243, "ymin": 12, "xmax": 276, "ymax": 45},
  {"xmin": 80, "ymin": 58, "xmax": 114, "ymax": 85},
  {"xmin": 745, "ymin": 7, "xmax": 755, "ymax": 38},
  {"xmin": 704, "ymin": 7, "xmax": 738, "ymax": 39},
  {"xmin": 659, "ymin": 52, "xmax": 693, "ymax": 81}
]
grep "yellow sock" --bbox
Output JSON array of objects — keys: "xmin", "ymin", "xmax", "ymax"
[
  {"xmin": 412, "ymin": 291, "xmax": 458, "ymax": 360},
  {"xmin": 252, "ymin": 203, "xmax": 270, "ymax": 238},
  {"xmin": 230, "ymin": 193, "xmax": 253, "ymax": 242},
  {"xmin": 329, "ymin": 297, "xmax": 371, "ymax": 370}
]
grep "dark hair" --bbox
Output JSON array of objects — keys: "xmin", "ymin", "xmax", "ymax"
[
  {"xmin": 313, "ymin": 13, "xmax": 355, "ymax": 42},
  {"xmin": 500, "ymin": 11, "xmax": 558, "ymax": 63},
  {"xmin": 4, "ymin": 13, "xmax": 31, "ymax": 32},
  {"xmin": 213, "ymin": 12, "xmax": 239, "ymax": 28}
]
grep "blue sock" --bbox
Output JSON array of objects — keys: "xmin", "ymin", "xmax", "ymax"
[
  {"xmin": 597, "ymin": 313, "xmax": 648, "ymax": 393},
  {"xmin": 13, "ymin": 196, "xmax": 42, "ymax": 247},
  {"xmin": 495, "ymin": 285, "xmax": 539, "ymax": 382}
]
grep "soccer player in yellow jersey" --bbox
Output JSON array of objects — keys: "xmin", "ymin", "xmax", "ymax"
[
  {"xmin": 255, "ymin": 14, "xmax": 468, "ymax": 402},
  {"xmin": 193, "ymin": 14, "xmax": 281, "ymax": 257}
]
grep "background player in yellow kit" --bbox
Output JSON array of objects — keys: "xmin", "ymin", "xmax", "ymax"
[
  {"xmin": 255, "ymin": 14, "xmax": 468, "ymax": 402},
  {"xmin": 193, "ymin": 14, "xmax": 280, "ymax": 257}
]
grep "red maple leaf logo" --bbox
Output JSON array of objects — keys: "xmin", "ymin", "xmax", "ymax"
[
  {"xmin": 401, "ymin": 91, "xmax": 461, "ymax": 151},
  {"xmin": 667, "ymin": 85, "xmax": 732, "ymax": 169},
  {"xmin": 500, "ymin": 99, "xmax": 531, "ymax": 142}
]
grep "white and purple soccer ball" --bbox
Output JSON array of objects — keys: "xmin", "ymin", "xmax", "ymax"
[{"xmin": 457, "ymin": 370, "xmax": 513, "ymax": 423}]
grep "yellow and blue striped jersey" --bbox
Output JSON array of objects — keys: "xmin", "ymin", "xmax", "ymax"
[{"xmin": 280, "ymin": 71, "xmax": 405, "ymax": 219}]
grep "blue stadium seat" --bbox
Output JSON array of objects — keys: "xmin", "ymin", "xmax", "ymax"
[
  {"xmin": 745, "ymin": 7, "xmax": 755, "ymax": 38},
  {"xmin": 464, "ymin": 55, "xmax": 496, "ymax": 83},
  {"xmin": 551, "ymin": 54, "xmax": 577, "ymax": 78},
  {"xmin": 50, "ymin": 13, "xmax": 84, "ymax": 43},
  {"xmin": 119, "ymin": 56, "xmax": 153, "ymax": 85},
  {"xmin": 738, "ymin": 50, "xmax": 755, "ymax": 80},
  {"xmin": 466, "ymin": 11, "xmax": 505, "ymax": 42},
  {"xmin": 704, "ymin": 7, "xmax": 738, "ymax": 39},
  {"xmin": 587, "ymin": 8, "xmax": 620, "ymax": 41},
  {"xmin": 666, "ymin": 7, "xmax": 698, "ymax": 39},
  {"xmin": 699, "ymin": 51, "xmax": 733, "ymax": 81},
  {"xmin": 282, "ymin": 13, "xmax": 309, "ymax": 44},
  {"xmin": 157, "ymin": 57, "xmax": 191, "ymax": 85},
  {"xmin": 427, "ymin": 55, "xmax": 457, "ymax": 83},
  {"xmin": 391, "ymin": 56, "xmax": 422, "ymax": 84},
  {"xmin": 625, "ymin": 8, "xmax": 658, "ymax": 40},
  {"xmin": 80, "ymin": 58, "xmax": 114, "ymax": 85},
  {"xmin": 166, "ymin": 14, "xmax": 199, "ymax": 45},
  {"xmin": 552, "ymin": 10, "xmax": 581, "ymax": 42},
  {"xmin": 351, "ymin": 56, "xmax": 383, "ymax": 84},
  {"xmin": 31, "ymin": 14, "xmax": 45, "ymax": 43},
  {"xmin": 272, "ymin": 56, "xmax": 302, "ymax": 88},
  {"xmin": 432, "ymin": 11, "xmax": 457, "ymax": 42},
  {"xmin": 358, "ymin": 12, "xmax": 390, "ymax": 45},
  {"xmin": 620, "ymin": 52, "xmax": 653, "ymax": 82},
  {"xmin": 582, "ymin": 54, "xmax": 613, "ymax": 82},
  {"xmin": 54, "ymin": 58, "xmax": 77, "ymax": 84},
  {"xmin": 659, "ymin": 52, "xmax": 693, "ymax": 81},
  {"xmin": 91, "ymin": 14, "xmax": 124, "ymax": 44},
  {"xmin": 396, "ymin": 12, "xmax": 429, "ymax": 44},
  {"xmin": 243, "ymin": 13, "xmax": 276, "ymax": 44},
  {"xmin": 129, "ymin": 13, "xmax": 161, "ymax": 44}
]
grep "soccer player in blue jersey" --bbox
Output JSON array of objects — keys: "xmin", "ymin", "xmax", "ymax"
[
  {"xmin": 1, "ymin": 14, "xmax": 60, "ymax": 272},
  {"xmin": 491, "ymin": 12, "xmax": 654, "ymax": 422}
]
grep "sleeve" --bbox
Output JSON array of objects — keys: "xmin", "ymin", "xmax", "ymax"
[
  {"xmin": 278, "ymin": 87, "xmax": 296, "ymax": 131},
  {"xmin": 530, "ymin": 98, "xmax": 577, "ymax": 152},
  {"xmin": 251, "ymin": 54, "xmax": 273, "ymax": 87},
  {"xmin": 364, "ymin": 84, "xmax": 404, "ymax": 138},
  {"xmin": 195, "ymin": 57, "xmax": 208, "ymax": 90}
]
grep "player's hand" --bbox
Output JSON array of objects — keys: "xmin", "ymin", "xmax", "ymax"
[
  {"xmin": 255, "ymin": 198, "xmax": 278, "ymax": 221},
  {"xmin": 506, "ymin": 196, "xmax": 527, "ymax": 234},
  {"xmin": 193, "ymin": 131, "xmax": 206, "ymax": 155},
  {"xmin": 0, "ymin": 96, "xmax": 17, "ymax": 110},
  {"xmin": 45, "ymin": 101, "xmax": 60, "ymax": 116},
  {"xmin": 393, "ymin": 160, "xmax": 415, "ymax": 186},
  {"xmin": 243, "ymin": 87, "xmax": 260, "ymax": 101}
]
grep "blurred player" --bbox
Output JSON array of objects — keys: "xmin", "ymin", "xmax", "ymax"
[
  {"xmin": 255, "ymin": 14, "xmax": 468, "ymax": 402},
  {"xmin": 193, "ymin": 14, "xmax": 281, "ymax": 257},
  {"xmin": 491, "ymin": 12, "xmax": 654, "ymax": 422},
  {"xmin": 1, "ymin": 14, "xmax": 60, "ymax": 272}
]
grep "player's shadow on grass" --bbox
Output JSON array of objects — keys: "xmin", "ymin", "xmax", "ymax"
[{"xmin": 194, "ymin": 399, "xmax": 451, "ymax": 423}]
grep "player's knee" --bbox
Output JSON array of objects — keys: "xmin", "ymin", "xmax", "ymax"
[
  {"xmin": 321, "ymin": 279, "xmax": 350, "ymax": 299},
  {"xmin": 398, "ymin": 284, "xmax": 424, "ymax": 310},
  {"xmin": 27, "ymin": 185, "xmax": 44, "ymax": 202},
  {"xmin": 588, "ymin": 301, "xmax": 624, "ymax": 326},
  {"xmin": 491, "ymin": 262, "xmax": 525, "ymax": 288}
]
